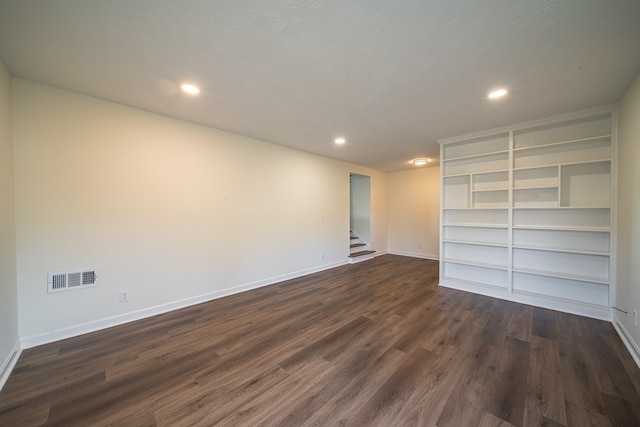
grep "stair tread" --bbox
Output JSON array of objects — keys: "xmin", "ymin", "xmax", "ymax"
[
  {"xmin": 350, "ymin": 243, "xmax": 366, "ymax": 248},
  {"xmin": 350, "ymin": 236, "xmax": 358, "ymax": 240},
  {"xmin": 349, "ymin": 250, "xmax": 376, "ymax": 258}
]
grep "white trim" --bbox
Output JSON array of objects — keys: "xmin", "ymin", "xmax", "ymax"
[
  {"xmin": 388, "ymin": 250, "xmax": 439, "ymax": 261},
  {"xmin": 612, "ymin": 314, "xmax": 640, "ymax": 370},
  {"xmin": 0, "ymin": 340, "xmax": 22, "ymax": 392},
  {"xmin": 21, "ymin": 260, "xmax": 347, "ymax": 349}
]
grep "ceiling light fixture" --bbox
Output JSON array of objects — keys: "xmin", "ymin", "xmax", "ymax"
[
  {"xmin": 412, "ymin": 158, "xmax": 429, "ymax": 166},
  {"xmin": 334, "ymin": 137, "xmax": 346, "ymax": 145},
  {"xmin": 181, "ymin": 83, "xmax": 200, "ymax": 95},
  {"xmin": 488, "ymin": 88, "xmax": 508, "ymax": 99}
]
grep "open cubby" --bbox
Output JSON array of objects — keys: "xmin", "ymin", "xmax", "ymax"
[
  {"xmin": 443, "ymin": 152, "xmax": 509, "ymax": 176},
  {"xmin": 443, "ymin": 175, "xmax": 470, "ymax": 208},
  {"xmin": 513, "ymin": 207, "xmax": 610, "ymax": 230},
  {"xmin": 443, "ymin": 226, "xmax": 509, "ymax": 246},
  {"xmin": 513, "ymin": 137, "xmax": 610, "ymax": 169},
  {"xmin": 513, "ymin": 166, "xmax": 558, "ymax": 189},
  {"xmin": 513, "ymin": 187, "xmax": 558, "ymax": 207},
  {"xmin": 512, "ymin": 272, "xmax": 609, "ymax": 307},
  {"xmin": 473, "ymin": 171, "xmax": 509, "ymax": 191},
  {"xmin": 560, "ymin": 161, "xmax": 610, "ymax": 207},
  {"xmin": 513, "ymin": 114, "xmax": 611, "ymax": 149},
  {"xmin": 512, "ymin": 228, "xmax": 609, "ymax": 254},
  {"xmin": 443, "ymin": 208, "xmax": 508, "ymax": 227},
  {"xmin": 442, "ymin": 133, "xmax": 509, "ymax": 160}
]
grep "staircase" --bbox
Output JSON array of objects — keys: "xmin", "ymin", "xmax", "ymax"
[{"xmin": 349, "ymin": 231, "xmax": 375, "ymax": 263}]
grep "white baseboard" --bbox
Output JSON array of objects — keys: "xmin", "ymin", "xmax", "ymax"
[
  {"xmin": 0, "ymin": 340, "xmax": 22, "ymax": 392},
  {"xmin": 21, "ymin": 260, "xmax": 348, "ymax": 349},
  {"xmin": 612, "ymin": 314, "xmax": 640, "ymax": 370},
  {"xmin": 388, "ymin": 250, "xmax": 439, "ymax": 261}
]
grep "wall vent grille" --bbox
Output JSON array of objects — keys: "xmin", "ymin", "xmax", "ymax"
[{"xmin": 48, "ymin": 270, "xmax": 97, "ymax": 293}]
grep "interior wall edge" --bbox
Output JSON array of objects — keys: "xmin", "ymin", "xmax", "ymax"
[
  {"xmin": 0, "ymin": 340, "xmax": 21, "ymax": 393},
  {"xmin": 612, "ymin": 314, "xmax": 640, "ymax": 370}
]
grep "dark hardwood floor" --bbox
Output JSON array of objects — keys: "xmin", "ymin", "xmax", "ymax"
[{"xmin": 1, "ymin": 255, "xmax": 640, "ymax": 426}]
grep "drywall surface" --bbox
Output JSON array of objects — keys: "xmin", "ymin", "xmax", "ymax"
[
  {"xmin": 0, "ymin": 59, "xmax": 19, "ymax": 381},
  {"xmin": 387, "ymin": 166, "xmax": 440, "ymax": 259},
  {"xmin": 616, "ymin": 71, "xmax": 640, "ymax": 357},
  {"xmin": 12, "ymin": 79, "xmax": 387, "ymax": 341}
]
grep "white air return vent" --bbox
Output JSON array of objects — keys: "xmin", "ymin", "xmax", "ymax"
[{"xmin": 48, "ymin": 270, "xmax": 97, "ymax": 293}]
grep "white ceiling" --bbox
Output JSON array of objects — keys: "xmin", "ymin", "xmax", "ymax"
[{"xmin": 1, "ymin": 1, "xmax": 639, "ymax": 172}]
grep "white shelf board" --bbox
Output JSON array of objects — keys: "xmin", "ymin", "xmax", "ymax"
[
  {"xmin": 511, "ymin": 244, "xmax": 609, "ymax": 256},
  {"xmin": 443, "ymin": 169, "xmax": 508, "ymax": 178},
  {"xmin": 443, "ymin": 239, "xmax": 508, "ymax": 248},
  {"xmin": 472, "ymin": 188, "xmax": 509, "ymax": 193},
  {"xmin": 442, "ymin": 258, "xmax": 508, "ymax": 270},
  {"xmin": 512, "ymin": 134, "xmax": 611, "ymax": 153},
  {"xmin": 513, "ymin": 185, "xmax": 558, "ymax": 191},
  {"xmin": 512, "ymin": 225, "xmax": 610, "ymax": 232},
  {"xmin": 511, "ymin": 267, "xmax": 609, "ymax": 285},
  {"xmin": 443, "ymin": 223, "xmax": 509, "ymax": 229},
  {"xmin": 443, "ymin": 149, "xmax": 510, "ymax": 162}
]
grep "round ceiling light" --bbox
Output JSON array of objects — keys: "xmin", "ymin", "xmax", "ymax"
[
  {"xmin": 181, "ymin": 83, "xmax": 200, "ymax": 95},
  {"xmin": 488, "ymin": 88, "xmax": 508, "ymax": 99},
  {"xmin": 412, "ymin": 158, "xmax": 429, "ymax": 166},
  {"xmin": 334, "ymin": 137, "xmax": 346, "ymax": 145}
]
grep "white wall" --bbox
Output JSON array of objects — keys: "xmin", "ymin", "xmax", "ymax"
[
  {"xmin": 616, "ymin": 71, "xmax": 640, "ymax": 361},
  {"xmin": 12, "ymin": 79, "xmax": 387, "ymax": 343},
  {"xmin": 0, "ymin": 60, "xmax": 19, "ymax": 384},
  {"xmin": 387, "ymin": 166, "xmax": 440, "ymax": 259}
]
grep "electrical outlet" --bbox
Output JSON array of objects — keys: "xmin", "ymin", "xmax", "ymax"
[
  {"xmin": 119, "ymin": 290, "xmax": 129, "ymax": 303},
  {"xmin": 634, "ymin": 310, "xmax": 638, "ymax": 327}
]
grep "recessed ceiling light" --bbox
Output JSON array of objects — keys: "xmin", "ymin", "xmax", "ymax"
[
  {"xmin": 181, "ymin": 83, "xmax": 200, "ymax": 95},
  {"xmin": 488, "ymin": 88, "xmax": 508, "ymax": 99},
  {"xmin": 334, "ymin": 137, "xmax": 346, "ymax": 145},
  {"xmin": 412, "ymin": 158, "xmax": 429, "ymax": 166}
]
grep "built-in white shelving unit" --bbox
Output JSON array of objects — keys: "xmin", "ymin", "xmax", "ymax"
[{"xmin": 438, "ymin": 106, "xmax": 616, "ymax": 319}]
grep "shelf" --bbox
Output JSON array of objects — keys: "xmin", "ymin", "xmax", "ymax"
[
  {"xmin": 513, "ymin": 137, "xmax": 610, "ymax": 169},
  {"xmin": 443, "ymin": 149, "xmax": 509, "ymax": 162},
  {"xmin": 442, "ymin": 223, "xmax": 509, "ymax": 229},
  {"xmin": 444, "ymin": 171, "xmax": 508, "ymax": 179},
  {"xmin": 444, "ymin": 239, "xmax": 508, "ymax": 248},
  {"xmin": 473, "ymin": 188, "xmax": 509, "ymax": 193},
  {"xmin": 443, "ymin": 258, "xmax": 508, "ymax": 270},
  {"xmin": 512, "ymin": 267, "xmax": 609, "ymax": 285},
  {"xmin": 512, "ymin": 134, "xmax": 611, "ymax": 153},
  {"xmin": 512, "ymin": 225, "xmax": 609, "ymax": 232},
  {"xmin": 512, "ymin": 244, "xmax": 608, "ymax": 256}
]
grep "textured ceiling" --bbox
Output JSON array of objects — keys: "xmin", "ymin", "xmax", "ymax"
[{"xmin": 1, "ymin": 0, "xmax": 639, "ymax": 171}]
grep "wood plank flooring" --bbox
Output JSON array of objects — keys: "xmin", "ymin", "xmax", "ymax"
[{"xmin": 1, "ymin": 255, "xmax": 640, "ymax": 426}]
